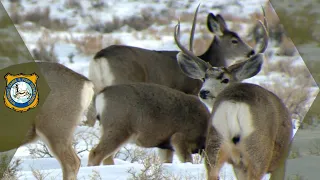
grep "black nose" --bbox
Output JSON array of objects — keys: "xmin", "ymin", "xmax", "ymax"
[
  {"xmin": 199, "ymin": 90, "xmax": 210, "ymax": 99},
  {"xmin": 247, "ymin": 50, "xmax": 255, "ymax": 57}
]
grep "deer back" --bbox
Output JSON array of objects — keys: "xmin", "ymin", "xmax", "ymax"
[
  {"xmin": 90, "ymin": 45, "xmax": 202, "ymax": 95},
  {"xmin": 95, "ymin": 83, "xmax": 210, "ymax": 139}
]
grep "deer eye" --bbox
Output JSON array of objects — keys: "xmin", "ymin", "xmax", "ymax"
[
  {"xmin": 231, "ymin": 39, "xmax": 238, "ymax": 44},
  {"xmin": 221, "ymin": 79, "xmax": 229, "ymax": 84}
]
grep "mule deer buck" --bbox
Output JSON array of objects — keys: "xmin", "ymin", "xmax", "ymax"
[
  {"xmin": 175, "ymin": 10, "xmax": 293, "ymax": 180},
  {"xmin": 86, "ymin": 4, "xmax": 268, "ymax": 127},
  {"xmin": 1, "ymin": 62, "xmax": 94, "ymax": 180},
  {"xmin": 87, "ymin": 83, "xmax": 211, "ymax": 166}
]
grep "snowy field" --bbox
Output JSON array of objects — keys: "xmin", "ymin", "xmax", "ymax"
[{"xmin": 1, "ymin": 0, "xmax": 318, "ymax": 179}]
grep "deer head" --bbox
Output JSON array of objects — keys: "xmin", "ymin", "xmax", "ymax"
[
  {"xmin": 185, "ymin": 4, "xmax": 259, "ymax": 67},
  {"xmin": 175, "ymin": 6, "xmax": 269, "ymax": 108}
]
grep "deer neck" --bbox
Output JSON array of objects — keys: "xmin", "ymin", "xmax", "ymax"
[{"xmin": 199, "ymin": 37, "xmax": 226, "ymax": 67}]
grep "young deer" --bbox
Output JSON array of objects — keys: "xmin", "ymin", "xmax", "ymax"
[
  {"xmin": 175, "ymin": 11, "xmax": 293, "ymax": 180},
  {"xmin": 87, "ymin": 83, "xmax": 210, "ymax": 166},
  {"xmin": 88, "ymin": 4, "xmax": 258, "ymax": 96},
  {"xmin": 1, "ymin": 62, "xmax": 94, "ymax": 180}
]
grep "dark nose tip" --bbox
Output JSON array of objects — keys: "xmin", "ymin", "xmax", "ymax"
[
  {"xmin": 199, "ymin": 90, "xmax": 209, "ymax": 99},
  {"xmin": 247, "ymin": 50, "xmax": 255, "ymax": 57}
]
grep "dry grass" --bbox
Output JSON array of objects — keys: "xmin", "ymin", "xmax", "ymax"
[
  {"xmin": 30, "ymin": 166, "xmax": 53, "ymax": 180},
  {"xmin": 178, "ymin": 11, "xmax": 202, "ymax": 23},
  {"xmin": 89, "ymin": 16, "xmax": 123, "ymax": 33},
  {"xmin": 64, "ymin": 0, "xmax": 82, "ymax": 9},
  {"xmin": 88, "ymin": 170, "xmax": 102, "ymax": 180},
  {"xmin": 248, "ymin": 1, "xmax": 297, "ymax": 59},
  {"xmin": 147, "ymin": 21, "xmax": 212, "ymax": 55},
  {"xmin": 287, "ymin": 174, "xmax": 307, "ymax": 180},
  {"xmin": 69, "ymin": 34, "xmax": 104, "ymax": 55},
  {"xmin": 26, "ymin": 128, "xmax": 96, "ymax": 159},
  {"xmin": 115, "ymin": 146, "xmax": 149, "ymax": 164},
  {"xmin": 277, "ymin": 36, "xmax": 297, "ymax": 56},
  {"xmin": 259, "ymin": 76, "xmax": 312, "ymax": 124},
  {"xmin": 29, "ymin": 29, "xmax": 123, "ymax": 57},
  {"xmin": 127, "ymin": 153, "xmax": 167, "ymax": 180},
  {"xmin": 26, "ymin": 141, "xmax": 54, "ymax": 158},
  {"xmin": 29, "ymin": 29, "xmax": 59, "ymax": 62},
  {"xmin": 8, "ymin": 3, "xmax": 70, "ymax": 30},
  {"xmin": 0, "ymin": 155, "xmax": 22, "ymax": 180},
  {"xmin": 288, "ymin": 147, "xmax": 302, "ymax": 159},
  {"xmin": 192, "ymin": 153, "xmax": 204, "ymax": 164},
  {"xmin": 32, "ymin": 40, "xmax": 59, "ymax": 63},
  {"xmin": 127, "ymin": 152, "xmax": 205, "ymax": 180},
  {"xmin": 250, "ymin": 1, "xmax": 281, "ymax": 27},
  {"xmin": 219, "ymin": 13, "xmax": 252, "ymax": 24},
  {"xmin": 192, "ymin": 34, "xmax": 212, "ymax": 55},
  {"xmin": 258, "ymin": 54, "xmax": 316, "ymax": 123},
  {"xmin": 308, "ymin": 139, "xmax": 320, "ymax": 156},
  {"xmin": 88, "ymin": 6, "xmax": 176, "ymax": 33},
  {"xmin": 126, "ymin": 7, "xmax": 155, "ymax": 31},
  {"xmin": 154, "ymin": 8, "xmax": 176, "ymax": 25},
  {"xmin": 68, "ymin": 34, "xmax": 122, "ymax": 55},
  {"xmin": 247, "ymin": 1, "xmax": 286, "ymax": 46}
]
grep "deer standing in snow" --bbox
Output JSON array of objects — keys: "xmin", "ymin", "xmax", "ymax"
[
  {"xmin": 87, "ymin": 83, "xmax": 211, "ymax": 166},
  {"xmin": 175, "ymin": 9, "xmax": 293, "ymax": 180},
  {"xmin": 1, "ymin": 62, "xmax": 94, "ymax": 180}
]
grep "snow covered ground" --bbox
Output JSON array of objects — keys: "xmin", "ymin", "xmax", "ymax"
[
  {"xmin": 1, "ymin": 0, "xmax": 318, "ymax": 179},
  {"xmin": 11, "ymin": 127, "xmax": 298, "ymax": 180}
]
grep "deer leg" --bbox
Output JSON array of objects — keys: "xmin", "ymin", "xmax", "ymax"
[
  {"xmin": 88, "ymin": 129, "xmax": 130, "ymax": 166},
  {"xmin": 206, "ymin": 143, "xmax": 229, "ymax": 180},
  {"xmin": 269, "ymin": 161, "xmax": 286, "ymax": 180},
  {"xmin": 269, "ymin": 143, "xmax": 291, "ymax": 180},
  {"xmin": 268, "ymin": 132, "xmax": 292, "ymax": 180},
  {"xmin": 36, "ymin": 130, "xmax": 80, "ymax": 180},
  {"xmin": 242, "ymin": 132, "xmax": 274, "ymax": 180},
  {"xmin": 84, "ymin": 94, "xmax": 97, "ymax": 127},
  {"xmin": 203, "ymin": 126, "xmax": 225, "ymax": 180},
  {"xmin": 233, "ymin": 165, "xmax": 248, "ymax": 180},
  {"xmin": 158, "ymin": 149, "xmax": 174, "ymax": 163},
  {"xmin": 232, "ymin": 147, "xmax": 268, "ymax": 180},
  {"xmin": 170, "ymin": 133, "xmax": 192, "ymax": 163},
  {"xmin": 102, "ymin": 153, "xmax": 115, "ymax": 165}
]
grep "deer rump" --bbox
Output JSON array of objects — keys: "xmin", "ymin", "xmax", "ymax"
[{"xmin": 89, "ymin": 45, "xmax": 202, "ymax": 95}]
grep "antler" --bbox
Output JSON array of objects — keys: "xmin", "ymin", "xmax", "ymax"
[
  {"xmin": 226, "ymin": 7, "xmax": 268, "ymax": 75},
  {"xmin": 189, "ymin": 3, "xmax": 200, "ymax": 52},
  {"xmin": 256, "ymin": 6, "xmax": 269, "ymax": 54},
  {"xmin": 174, "ymin": 3, "xmax": 212, "ymax": 68}
]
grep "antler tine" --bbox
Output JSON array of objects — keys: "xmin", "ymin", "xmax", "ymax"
[
  {"xmin": 257, "ymin": 6, "xmax": 269, "ymax": 54},
  {"xmin": 262, "ymin": 6, "xmax": 269, "ymax": 32},
  {"xmin": 174, "ymin": 18, "xmax": 211, "ymax": 67},
  {"xmin": 189, "ymin": 3, "xmax": 201, "ymax": 52}
]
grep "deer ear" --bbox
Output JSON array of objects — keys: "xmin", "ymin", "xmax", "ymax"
[
  {"xmin": 176, "ymin": 52, "xmax": 207, "ymax": 80},
  {"xmin": 207, "ymin": 13, "xmax": 226, "ymax": 35},
  {"xmin": 216, "ymin": 15, "xmax": 228, "ymax": 31},
  {"xmin": 228, "ymin": 54, "xmax": 264, "ymax": 81}
]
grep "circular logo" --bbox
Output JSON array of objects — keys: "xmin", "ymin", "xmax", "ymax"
[{"xmin": 5, "ymin": 77, "xmax": 37, "ymax": 108}]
